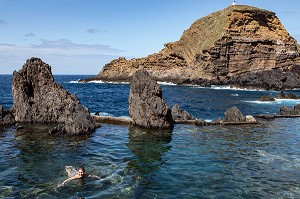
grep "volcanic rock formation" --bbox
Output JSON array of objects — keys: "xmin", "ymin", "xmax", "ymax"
[
  {"xmin": 0, "ymin": 105, "xmax": 15, "ymax": 126},
  {"xmin": 85, "ymin": 5, "xmax": 300, "ymax": 90},
  {"xmin": 12, "ymin": 58, "xmax": 96, "ymax": 135},
  {"xmin": 279, "ymin": 104, "xmax": 300, "ymax": 116},
  {"xmin": 171, "ymin": 104, "xmax": 195, "ymax": 121},
  {"xmin": 223, "ymin": 106, "xmax": 246, "ymax": 122},
  {"xmin": 128, "ymin": 69, "xmax": 174, "ymax": 129}
]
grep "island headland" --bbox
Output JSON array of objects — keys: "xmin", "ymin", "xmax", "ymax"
[{"xmin": 81, "ymin": 5, "xmax": 300, "ymax": 90}]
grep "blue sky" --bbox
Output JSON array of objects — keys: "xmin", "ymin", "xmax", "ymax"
[{"xmin": 0, "ymin": 0, "xmax": 299, "ymax": 75}]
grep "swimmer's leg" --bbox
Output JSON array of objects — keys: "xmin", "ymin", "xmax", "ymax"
[{"xmin": 65, "ymin": 166, "xmax": 77, "ymax": 177}]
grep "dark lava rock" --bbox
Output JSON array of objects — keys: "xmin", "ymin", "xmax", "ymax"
[
  {"xmin": 195, "ymin": 118, "xmax": 207, "ymax": 126},
  {"xmin": 12, "ymin": 57, "xmax": 96, "ymax": 135},
  {"xmin": 0, "ymin": 105, "xmax": 15, "ymax": 126},
  {"xmin": 223, "ymin": 106, "xmax": 246, "ymax": 122},
  {"xmin": 280, "ymin": 104, "xmax": 300, "ymax": 116},
  {"xmin": 128, "ymin": 69, "xmax": 174, "ymax": 129},
  {"xmin": 171, "ymin": 104, "xmax": 195, "ymax": 121},
  {"xmin": 277, "ymin": 91, "xmax": 300, "ymax": 99},
  {"xmin": 259, "ymin": 96, "xmax": 275, "ymax": 101}
]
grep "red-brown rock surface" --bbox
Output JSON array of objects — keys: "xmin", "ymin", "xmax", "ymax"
[{"xmin": 84, "ymin": 5, "xmax": 300, "ymax": 90}]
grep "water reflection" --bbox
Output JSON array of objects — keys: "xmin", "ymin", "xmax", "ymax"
[
  {"xmin": 125, "ymin": 127, "xmax": 172, "ymax": 186},
  {"xmin": 12, "ymin": 124, "xmax": 91, "ymax": 197}
]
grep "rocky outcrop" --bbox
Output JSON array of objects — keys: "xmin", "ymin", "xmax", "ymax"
[
  {"xmin": 128, "ymin": 69, "xmax": 174, "ymax": 129},
  {"xmin": 277, "ymin": 91, "xmax": 300, "ymax": 99},
  {"xmin": 279, "ymin": 104, "xmax": 300, "ymax": 116},
  {"xmin": 0, "ymin": 106, "xmax": 15, "ymax": 126},
  {"xmin": 224, "ymin": 106, "xmax": 246, "ymax": 122},
  {"xmin": 171, "ymin": 104, "xmax": 195, "ymax": 121},
  {"xmin": 12, "ymin": 57, "xmax": 96, "ymax": 135},
  {"xmin": 84, "ymin": 5, "xmax": 300, "ymax": 90},
  {"xmin": 259, "ymin": 96, "xmax": 275, "ymax": 101}
]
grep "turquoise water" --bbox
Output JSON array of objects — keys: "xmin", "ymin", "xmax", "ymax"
[{"xmin": 0, "ymin": 75, "xmax": 300, "ymax": 198}]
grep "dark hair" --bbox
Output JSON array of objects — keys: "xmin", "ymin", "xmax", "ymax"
[{"xmin": 79, "ymin": 166, "xmax": 85, "ymax": 172}]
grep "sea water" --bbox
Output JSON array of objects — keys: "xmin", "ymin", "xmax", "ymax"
[{"xmin": 0, "ymin": 75, "xmax": 299, "ymax": 198}]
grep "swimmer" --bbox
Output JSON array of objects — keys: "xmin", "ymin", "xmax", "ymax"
[{"xmin": 61, "ymin": 166, "xmax": 101, "ymax": 185}]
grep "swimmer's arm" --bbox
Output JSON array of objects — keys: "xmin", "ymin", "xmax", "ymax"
[
  {"xmin": 62, "ymin": 175, "xmax": 78, "ymax": 185},
  {"xmin": 88, "ymin": 174, "xmax": 101, "ymax": 179}
]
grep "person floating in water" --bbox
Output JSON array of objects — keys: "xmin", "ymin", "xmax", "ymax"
[{"xmin": 61, "ymin": 166, "xmax": 101, "ymax": 186}]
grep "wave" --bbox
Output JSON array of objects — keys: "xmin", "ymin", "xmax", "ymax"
[
  {"xmin": 92, "ymin": 112, "xmax": 130, "ymax": 119},
  {"xmin": 245, "ymin": 98, "xmax": 300, "ymax": 106},
  {"xmin": 157, "ymin": 81, "xmax": 177, "ymax": 86},
  {"xmin": 91, "ymin": 112, "xmax": 114, "ymax": 117},
  {"xmin": 68, "ymin": 80, "xmax": 80, "ymax": 83},
  {"xmin": 66, "ymin": 80, "xmax": 129, "ymax": 84},
  {"xmin": 210, "ymin": 85, "xmax": 266, "ymax": 91}
]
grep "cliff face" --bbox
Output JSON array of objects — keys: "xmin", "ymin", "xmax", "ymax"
[{"xmin": 89, "ymin": 5, "xmax": 300, "ymax": 90}]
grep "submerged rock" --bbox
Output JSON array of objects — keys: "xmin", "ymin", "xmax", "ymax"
[
  {"xmin": 12, "ymin": 57, "xmax": 96, "ymax": 135},
  {"xmin": 223, "ymin": 106, "xmax": 246, "ymax": 123},
  {"xmin": 171, "ymin": 104, "xmax": 195, "ymax": 121},
  {"xmin": 128, "ymin": 69, "xmax": 174, "ymax": 129}
]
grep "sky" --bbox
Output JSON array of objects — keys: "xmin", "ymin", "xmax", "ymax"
[{"xmin": 0, "ymin": 0, "xmax": 299, "ymax": 75}]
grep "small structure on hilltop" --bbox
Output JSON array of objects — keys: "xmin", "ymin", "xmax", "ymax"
[
  {"xmin": 128, "ymin": 69, "xmax": 174, "ymax": 130},
  {"xmin": 12, "ymin": 57, "xmax": 96, "ymax": 135}
]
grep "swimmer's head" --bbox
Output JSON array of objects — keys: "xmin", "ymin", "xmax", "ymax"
[{"xmin": 78, "ymin": 166, "xmax": 85, "ymax": 178}]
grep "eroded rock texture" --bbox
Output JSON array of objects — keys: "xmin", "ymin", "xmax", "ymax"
[
  {"xmin": 128, "ymin": 69, "xmax": 173, "ymax": 129},
  {"xmin": 0, "ymin": 105, "xmax": 15, "ymax": 126},
  {"xmin": 224, "ymin": 106, "xmax": 246, "ymax": 122},
  {"xmin": 86, "ymin": 5, "xmax": 300, "ymax": 90},
  {"xmin": 12, "ymin": 57, "xmax": 96, "ymax": 135},
  {"xmin": 171, "ymin": 104, "xmax": 195, "ymax": 121},
  {"xmin": 279, "ymin": 104, "xmax": 300, "ymax": 116}
]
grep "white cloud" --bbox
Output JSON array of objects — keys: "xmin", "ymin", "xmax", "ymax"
[
  {"xmin": 0, "ymin": 39, "xmax": 124, "ymax": 57},
  {"xmin": 0, "ymin": 39, "xmax": 125, "ymax": 74}
]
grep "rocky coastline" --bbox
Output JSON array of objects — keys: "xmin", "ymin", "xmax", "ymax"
[
  {"xmin": 2, "ymin": 6, "xmax": 300, "ymax": 134},
  {"xmin": 81, "ymin": 5, "xmax": 300, "ymax": 90}
]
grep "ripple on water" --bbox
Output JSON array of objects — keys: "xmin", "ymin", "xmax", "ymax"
[{"xmin": 0, "ymin": 118, "xmax": 299, "ymax": 198}]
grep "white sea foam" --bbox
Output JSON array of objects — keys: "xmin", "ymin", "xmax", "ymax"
[
  {"xmin": 92, "ymin": 112, "xmax": 114, "ymax": 117},
  {"xmin": 210, "ymin": 85, "xmax": 265, "ymax": 91},
  {"xmin": 67, "ymin": 80, "xmax": 129, "ymax": 84},
  {"xmin": 68, "ymin": 80, "xmax": 80, "ymax": 83},
  {"xmin": 157, "ymin": 81, "xmax": 177, "ymax": 86},
  {"xmin": 245, "ymin": 98, "xmax": 300, "ymax": 105},
  {"xmin": 231, "ymin": 94, "xmax": 239, "ymax": 96},
  {"xmin": 89, "ymin": 80, "xmax": 129, "ymax": 84}
]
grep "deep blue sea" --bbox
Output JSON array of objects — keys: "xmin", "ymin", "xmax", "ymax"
[{"xmin": 0, "ymin": 75, "xmax": 300, "ymax": 198}]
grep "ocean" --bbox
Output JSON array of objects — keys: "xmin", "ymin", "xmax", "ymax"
[{"xmin": 0, "ymin": 74, "xmax": 299, "ymax": 198}]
